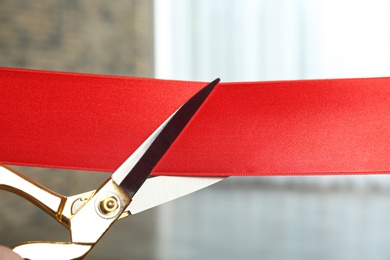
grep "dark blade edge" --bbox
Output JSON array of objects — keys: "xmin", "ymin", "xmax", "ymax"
[{"xmin": 119, "ymin": 78, "xmax": 220, "ymax": 197}]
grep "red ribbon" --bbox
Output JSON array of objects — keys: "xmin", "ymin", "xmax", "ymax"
[{"xmin": 2, "ymin": 67, "xmax": 390, "ymax": 177}]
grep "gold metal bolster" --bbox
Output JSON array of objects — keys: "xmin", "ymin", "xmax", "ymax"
[{"xmin": 69, "ymin": 178, "xmax": 131, "ymax": 244}]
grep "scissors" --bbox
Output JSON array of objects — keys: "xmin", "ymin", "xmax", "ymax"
[{"xmin": 0, "ymin": 79, "xmax": 224, "ymax": 259}]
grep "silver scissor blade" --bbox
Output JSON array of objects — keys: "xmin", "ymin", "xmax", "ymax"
[
  {"xmin": 127, "ymin": 176, "xmax": 225, "ymax": 215},
  {"xmin": 111, "ymin": 112, "xmax": 174, "ymax": 185},
  {"xmin": 112, "ymin": 78, "xmax": 220, "ymax": 197}
]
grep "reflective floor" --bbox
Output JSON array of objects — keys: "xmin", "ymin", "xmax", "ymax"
[{"xmin": 2, "ymin": 168, "xmax": 390, "ymax": 259}]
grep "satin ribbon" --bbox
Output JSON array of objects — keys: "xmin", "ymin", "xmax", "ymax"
[{"xmin": 2, "ymin": 67, "xmax": 390, "ymax": 177}]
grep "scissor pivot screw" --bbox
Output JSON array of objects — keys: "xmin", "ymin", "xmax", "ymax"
[{"xmin": 98, "ymin": 195, "xmax": 119, "ymax": 216}]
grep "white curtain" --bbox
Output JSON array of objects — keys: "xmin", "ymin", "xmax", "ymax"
[{"xmin": 155, "ymin": 0, "xmax": 390, "ymax": 81}]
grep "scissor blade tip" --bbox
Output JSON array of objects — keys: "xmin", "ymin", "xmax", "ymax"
[{"xmin": 213, "ymin": 78, "xmax": 221, "ymax": 84}]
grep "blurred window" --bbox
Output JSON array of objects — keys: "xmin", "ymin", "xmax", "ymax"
[{"xmin": 155, "ymin": 0, "xmax": 390, "ymax": 81}]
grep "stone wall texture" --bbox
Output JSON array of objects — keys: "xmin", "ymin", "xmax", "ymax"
[{"xmin": 0, "ymin": 0, "xmax": 154, "ymax": 76}]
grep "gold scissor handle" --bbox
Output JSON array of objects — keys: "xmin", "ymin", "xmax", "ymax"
[
  {"xmin": 0, "ymin": 165, "xmax": 71, "ymax": 226},
  {"xmin": 0, "ymin": 165, "xmax": 131, "ymax": 259},
  {"xmin": 13, "ymin": 242, "xmax": 92, "ymax": 260}
]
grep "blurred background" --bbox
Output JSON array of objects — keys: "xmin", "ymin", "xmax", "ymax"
[{"xmin": 2, "ymin": 0, "xmax": 390, "ymax": 259}]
